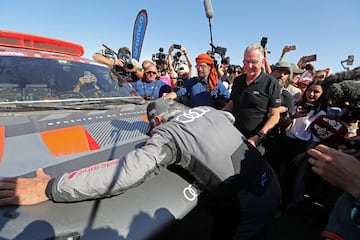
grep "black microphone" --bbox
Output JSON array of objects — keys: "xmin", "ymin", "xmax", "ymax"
[{"xmin": 203, "ymin": 0, "xmax": 214, "ymax": 19}]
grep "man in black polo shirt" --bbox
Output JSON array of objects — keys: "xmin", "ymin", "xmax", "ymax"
[{"xmin": 223, "ymin": 44, "xmax": 282, "ymax": 153}]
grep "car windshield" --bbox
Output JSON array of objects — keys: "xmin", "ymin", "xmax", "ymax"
[{"xmin": 0, "ymin": 55, "xmax": 141, "ymax": 104}]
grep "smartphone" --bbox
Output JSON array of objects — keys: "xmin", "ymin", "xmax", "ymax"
[
  {"xmin": 288, "ymin": 45, "xmax": 296, "ymax": 51},
  {"xmin": 347, "ymin": 55, "xmax": 354, "ymax": 65},
  {"xmin": 300, "ymin": 103, "xmax": 314, "ymax": 113},
  {"xmin": 83, "ymin": 71, "xmax": 93, "ymax": 82},
  {"xmin": 173, "ymin": 44, "xmax": 182, "ymax": 49},
  {"xmin": 84, "ymin": 71, "xmax": 91, "ymax": 78},
  {"xmin": 302, "ymin": 54, "xmax": 317, "ymax": 62}
]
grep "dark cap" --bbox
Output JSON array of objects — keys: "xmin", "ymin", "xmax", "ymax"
[
  {"xmin": 147, "ymin": 98, "xmax": 171, "ymax": 124},
  {"xmin": 118, "ymin": 47, "xmax": 131, "ymax": 55}
]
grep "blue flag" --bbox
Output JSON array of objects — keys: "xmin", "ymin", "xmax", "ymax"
[{"xmin": 132, "ymin": 9, "xmax": 148, "ymax": 61}]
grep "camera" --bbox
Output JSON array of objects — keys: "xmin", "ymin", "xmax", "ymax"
[
  {"xmin": 299, "ymin": 102, "xmax": 314, "ymax": 113},
  {"xmin": 124, "ymin": 59, "xmax": 134, "ymax": 70},
  {"xmin": 227, "ymin": 65, "xmax": 239, "ymax": 74},
  {"xmin": 260, "ymin": 37, "xmax": 271, "ymax": 54},
  {"xmin": 260, "ymin": 37, "xmax": 268, "ymax": 48},
  {"xmin": 221, "ymin": 57, "xmax": 230, "ymax": 65},
  {"xmin": 174, "ymin": 51, "xmax": 182, "ymax": 61},
  {"xmin": 117, "ymin": 54, "xmax": 134, "ymax": 70},
  {"xmin": 176, "ymin": 77, "xmax": 185, "ymax": 88},
  {"xmin": 339, "ymin": 102, "xmax": 360, "ymax": 123},
  {"xmin": 152, "ymin": 48, "xmax": 167, "ymax": 63}
]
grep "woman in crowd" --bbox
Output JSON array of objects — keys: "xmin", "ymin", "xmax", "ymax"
[{"xmin": 265, "ymin": 80, "xmax": 328, "ymax": 210}]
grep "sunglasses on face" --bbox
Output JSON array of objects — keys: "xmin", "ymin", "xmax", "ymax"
[
  {"xmin": 146, "ymin": 71, "xmax": 157, "ymax": 75},
  {"xmin": 118, "ymin": 53, "xmax": 130, "ymax": 59}
]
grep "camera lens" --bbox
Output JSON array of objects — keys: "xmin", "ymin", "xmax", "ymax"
[
  {"xmin": 176, "ymin": 79, "xmax": 184, "ymax": 87},
  {"xmin": 126, "ymin": 62, "xmax": 134, "ymax": 69}
]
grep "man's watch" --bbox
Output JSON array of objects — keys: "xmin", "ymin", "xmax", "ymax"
[{"xmin": 256, "ymin": 132, "xmax": 266, "ymax": 142}]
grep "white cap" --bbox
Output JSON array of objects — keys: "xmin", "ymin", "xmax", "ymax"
[{"xmin": 177, "ymin": 63, "xmax": 189, "ymax": 73}]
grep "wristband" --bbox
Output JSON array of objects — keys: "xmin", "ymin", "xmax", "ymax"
[{"xmin": 256, "ymin": 132, "xmax": 266, "ymax": 142}]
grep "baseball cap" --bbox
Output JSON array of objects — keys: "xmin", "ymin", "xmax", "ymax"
[
  {"xmin": 177, "ymin": 63, "xmax": 189, "ymax": 73},
  {"xmin": 291, "ymin": 63, "xmax": 305, "ymax": 74},
  {"xmin": 147, "ymin": 98, "xmax": 171, "ymax": 124},
  {"xmin": 273, "ymin": 61, "xmax": 292, "ymax": 72}
]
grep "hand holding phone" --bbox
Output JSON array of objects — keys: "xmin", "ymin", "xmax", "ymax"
[{"xmin": 302, "ymin": 54, "xmax": 317, "ymax": 63}]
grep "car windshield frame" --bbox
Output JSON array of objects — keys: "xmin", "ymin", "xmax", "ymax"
[{"xmin": 0, "ymin": 53, "xmax": 142, "ymax": 104}]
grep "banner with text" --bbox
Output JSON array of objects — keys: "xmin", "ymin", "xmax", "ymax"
[{"xmin": 132, "ymin": 9, "xmax": 148, "ymax": 61}]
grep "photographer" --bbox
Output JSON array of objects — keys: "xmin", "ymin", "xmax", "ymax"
[
  {"xmin": 151, "ymin": 47, "xmax": 176, "ymax": 88},
  {"xmin": 221, "ymin": 64, "xmax": 242, "ymax": 92},
  {"xmin": 133, "ymin": 63, "xmax": 172, "ymax": 100},
  {"xmin": 174, "ymin": 63, "xmax": 190, "ymax": 89},
  {"xmin": 167, "ymin": 44, "xmax": 192, "ymax": 88},
  {"xmin": 217, "ymin": 57, "xmax": 230, "ymax": 78},
  {"xmin": 92, "ymin": 46, "xmax": 143, "ymax": 83},
  {"xmin": 73, "ymin": 71, "xmax": 102, "ymax": 97},
  {"xmin": 165, "ymin": 53, "xmax": 230, "ymax": 109}
]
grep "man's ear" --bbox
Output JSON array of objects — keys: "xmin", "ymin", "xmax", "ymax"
[{"xmin": 154, "ymin": 116, "xmax": 163, "ymax": 126}]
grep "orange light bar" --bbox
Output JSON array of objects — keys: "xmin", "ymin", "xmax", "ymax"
[{"xmin": 0, "ymin": 30, "xmax": 84, "ymax": 57}]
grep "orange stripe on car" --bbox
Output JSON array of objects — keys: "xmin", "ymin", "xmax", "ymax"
[{"xmin": 40, "ymin": 126, "xmax": 99, "ymax": 157}]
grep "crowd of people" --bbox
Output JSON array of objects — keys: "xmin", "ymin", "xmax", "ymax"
[{"xmin": 0, "ymin": 42, "xmax": 359, "ymax": 240}]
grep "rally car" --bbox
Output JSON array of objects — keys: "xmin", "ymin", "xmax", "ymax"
[{"xmin": 0, "ymin": 31, "xmax": 198, "ymax": 240}]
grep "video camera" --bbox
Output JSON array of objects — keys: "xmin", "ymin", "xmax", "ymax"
[
  {"xmin": 208, "ymin": 44, "xmax": 228, "ymax": 69},
  {"xmin": 152, "ymin": 48, "xmax": 167, "ymax": 64},
  {"xmin": 100, "ymin": 44, "xmax": 134, "ymax": 75},
  {"xmin": 100, "ymin": 44, "xmax": 117, "ymax": 60}
]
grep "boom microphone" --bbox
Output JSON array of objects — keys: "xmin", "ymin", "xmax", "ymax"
[
  {"xmin": 310, "ymin": 114, "xmax": 348, "ymax": 146},
  {"xmin": 203, "ymin": 0, "xmax": 214, "ymax": 19}
]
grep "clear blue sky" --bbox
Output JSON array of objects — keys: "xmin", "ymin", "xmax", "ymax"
[{"xmin": 2, "ymin": 0, "xmax": 359, "ymax": 74}]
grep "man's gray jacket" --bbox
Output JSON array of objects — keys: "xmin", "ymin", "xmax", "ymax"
[{"xmin": 47, "ymin": 106, "xmax": 271, "ymax": 202}]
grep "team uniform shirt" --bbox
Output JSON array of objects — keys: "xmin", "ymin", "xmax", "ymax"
[
  {"xmin": 176, "ymin": 77, "xmax": 230, "ymax": 108},
  {"xmin": 46, "ymin": 107, "xmax": 273, "ymax": 202},
  {"xmin": 230, "ymin": 72, "xmax": 282, "ymax": 138},
  {"xmin": 133, "ymin": 79, "xmax": 171, "ymax": 99}
]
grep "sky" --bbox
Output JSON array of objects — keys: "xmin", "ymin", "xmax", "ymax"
[{"xmin": 1, "ymin": 0, "xmax": 359, "ymax": 74}]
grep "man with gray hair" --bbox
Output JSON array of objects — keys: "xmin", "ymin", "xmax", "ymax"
[
  {"xmin": 0, "ymin": 98, "xmax": 281, "ymax": 239},
  {"xmin": 223, "ymin": 44, "xmax": 282, "ymax": 154}
]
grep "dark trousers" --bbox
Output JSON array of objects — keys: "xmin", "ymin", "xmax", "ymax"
[
  {"xmin": 201, "ymin": 163, "xmax": 281, "ymax": 240},
  {"xmin": 265, "ymin": 134, "xmax": 309, "ymax": 206}
]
